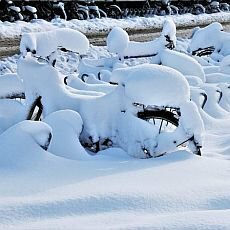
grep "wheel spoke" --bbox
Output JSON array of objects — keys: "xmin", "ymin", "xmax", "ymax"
[
  {"xmin": 137, "ymin": 108, "xmax": 201, "ymax": 156},
  {"xmin": 159, "ymin": 119, "xmax": 163, "ymax": 134}
]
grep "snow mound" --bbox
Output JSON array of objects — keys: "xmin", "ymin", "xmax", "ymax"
[
  {"xmin": 184, "ymin": 75, "xmax": 203, "ymax": 87},
  {"xmin": 201, "ymin": 84, "xmax": 229, "ymax": 119},
  {"xmin": 205, "ymin": 72, "xmax": 230, "ymax": 84},
  {"xmin": 180, "ymin": 101, "xmax": 204, "ymax": 146},
  {"xmin": 123, "ymin": 39, "xmax": 161, "ymax": 58},
  {"xmin": 0, "ymin": 120, "xmax": 52, "ymax": 168},
  {"xmin": 17, "ymin": 56, "xmax": 65, "ymax": 107},
  {"xmin": 0, "ymin": 73, "xmax": 24, "ymax": 98},
  {"xmin": 106, "ymin": 27, "xmax": 129, "ymax": 57},
  {"xmin": 161, "ymin": 18, "xmax": 177, "ymax": 47},
  {"xmin": 189, "ymin": 22, "xmax": 230, "ymax": 57},
  {"xmin": 112, "ymin": 64, "xmax": 190, "ymax": 107},
  {"xmin": 220, "ymin": 55, "xmax": 230, "ymax": 74},
  {"xmin": 121, "ymin": 18, "xmax": 176, "ymax": 58},
  {"xmin": 44, "ymin": 110, "xmax": 90, "ymax": 160},
  {"xmin": 218, "ymin": 83, "xmax": 230, "ymax": 112},
  {"xmin": 20, "ymin": 28, "xmax": 89, "ymax": 57},
  {"xmin": 203, "ymin": 66, "xmax": 220, "ymax": 75},
  {"xmin": 0, "ymin": 100, "xmax": 26, "ymax": 134},
  {"xmin": 189, "ymin": 22, "xmax": 223, "ymax": 52},
  {"xmin": 67, "ymin": 75, "xmax": 116, "ymax": 94},
  {"xmin": 116, "ymin": 112, "xmax": 158, "ymax": 158},
  {"xmin": 160, "ymin": 49, "xmax": 206, "ymax": 82}
]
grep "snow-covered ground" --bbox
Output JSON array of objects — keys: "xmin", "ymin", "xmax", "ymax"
[
  {"xmin": 0, "ymin": 12, "xmax": 230, "ymax": 38},
  {"xmin": 0, "ymin": 16, "xmax": 230, "ymax": 230},
  {"xmin": 0, "ymin": 151, "xmax": 230, "ymax": 229}
]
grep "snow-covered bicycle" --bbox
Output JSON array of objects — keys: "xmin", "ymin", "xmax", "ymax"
[
  {"xmin": 14, "ymin": 53, "xmax": 203, "ymax": 158},
  {"xmin": 0, "ymin": 0, "xmax": 23, "ymax": 22},
  {"xmin": 189, "ymin": 22, "xmax": 230, "ymax": 59},
  {"xmin": 0, "ymin": 27, "xmax": 204, "ymax": 159}
]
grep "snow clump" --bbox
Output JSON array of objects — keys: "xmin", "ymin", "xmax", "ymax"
[
  {"xmin": 120, "ymin": 64, "xmax": 190, "ymax": 107},
  {"xmin": 189, "ymin": 22, "xmax": 223, "ymax": 53},
  {"xmin": 20, "ymin": 28, "xmax": 89, "ymax": 58},
  {"xmin": 106, "ymin": 27, "xmax": 129, "ymax": 58},
  {"xmin": 44, "ymin": 110, "xmax": 90, "ymax": 160},
  {"xmin": 189, "ymin": 22, "xmax": 230, "ymax": 57},
  {"xmin": 160, "ymin": 49, "xmax": 206, "ymax": 82},
  {"xmin": 119, "ymin": 18, "xmax": 177, "ymax": 59},
  {"xmin": 0, "ymin": 120, "xmax": 52, "ymax": 169}
]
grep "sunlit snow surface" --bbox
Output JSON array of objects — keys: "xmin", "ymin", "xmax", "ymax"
[{"xmin": 0, "ymin": 17, "xmax": 230, "ymax": 229}]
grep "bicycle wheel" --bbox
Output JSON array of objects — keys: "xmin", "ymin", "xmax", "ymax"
[
  {"xmin": 107, "ymin": 5, "xmax": 122, "ymax": 19},
  {"xmin": 137, "ymin": 108, "xmax": 201, "ymax": 157},
  {"xmin": 170, "ymin": 5, "xmax": 179, "ymax": 15},
  {"xmin": 99, "ymin": 9, "xmax": 107, "ymax": 18},
  {"xmin": 89, "ymin": 10, "xmax": 100, "ymax": 19},
  {"xmin": 37, "ymin": 4, "xmax": 53, "ymax": 21},
  {"xmin": 220, "ymin": 3, "xmax": 229, "ymax": 12},
  {"xmin": 27, "ymin": 96, "xmax": 43, "ymax": 121},
  {"xmin": 191, "ymin": 4, "xmax": 205, "ymax": 15},
  {"xmin": 75, "ymin": 9, "xmax": 88, "ymax": 20}
]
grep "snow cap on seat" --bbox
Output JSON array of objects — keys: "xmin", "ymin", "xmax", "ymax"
[
  {"xmin": 160, "ymin": 18, "xmax": 176, "ymax": 48},
  {"xmin": 106, "ymin": 27, "xmax": 129, "ymax": 57},
  {"xmin": 112, "ymin": 63, "xmax": 190, "ymax": 107},
  {"xmin": 20, "ymin": 28, "xmax": 89, "ymax": 58}
]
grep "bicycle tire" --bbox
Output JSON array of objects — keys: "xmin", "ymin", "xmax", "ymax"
[
  {"xmin": 192, "ymin": 4, "xmax": 205, "ymax": 15},
  {"xmin": 170, "ymin": 5, "xmax": 179, "ymax": 15},
  {"xmin": 37, "ymin": 5, "xmax": 53, "ymax": 21},
  {"xmin": 138, "ymin": 109, "xmax": 179, "ymax": 126},
  {"xmin": 137, "ymin": 108, "xmax": 201, "ymax": 156},
  {"xmin": 89, "ymin": 11, "xmax": 99, "ymax": 19},
  {"xmin": 107, "ymin": 5, "xmax": 122, "ymax": 19}
]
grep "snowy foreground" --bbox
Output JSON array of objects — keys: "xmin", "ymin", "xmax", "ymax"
[{"xmin": 0, "ymin": 18, "xmax": 230, "ymax": 229}]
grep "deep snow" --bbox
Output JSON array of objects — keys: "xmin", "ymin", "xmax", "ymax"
[{"xmin": 0, "ymin": 16, "xmax": 230, "ymax": 230}]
